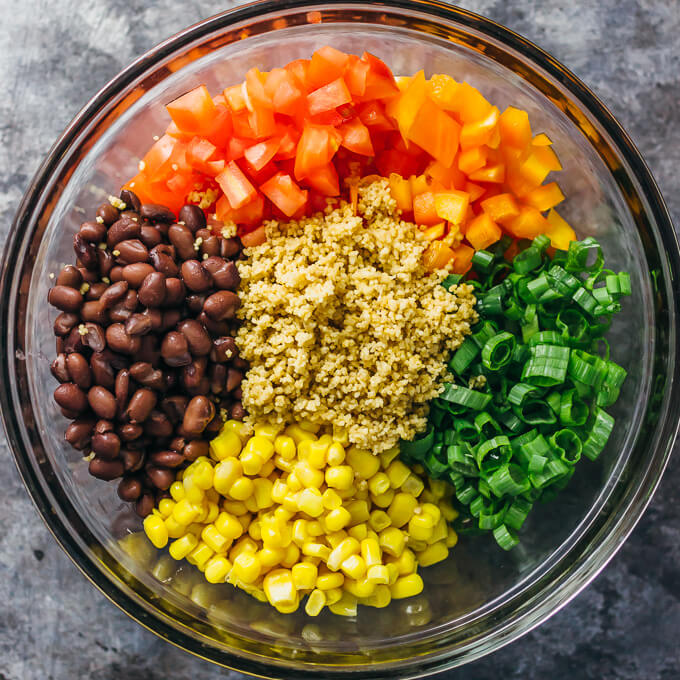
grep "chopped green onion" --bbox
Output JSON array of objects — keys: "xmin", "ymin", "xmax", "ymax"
[
  {"xmin": 487, "ymin": 464, "xmax": 531, "ymax": 497},
  {"xmin": 481, "ymin": 331, "xmax": 516, "ymax": 371},
  {"xmin": 504, "ymin": 498, "xmax": 532, "ymax": 530},
  {"xmin": 471, "ymin": 250, "xmax": 495, "ymax": 273},
  {"xmin": 513, "ymin": 246, "xmax": 543, "ymax": 274},
  {"xmin": 582, "ymin": 408, "xmax": 615, "ymax": 461},
  {"xmin": 448, "ymin": 338, "xmax": 479, "ymax": 375},
  {"xmin": 493, "ymin": 524, "xmax": 519, "ymax": 550},
  {"xmin": 521, "ymin": 344, "xmax": 570, "ymax": 387},
  {"xmin": 440, "ymin": 383, "xmax": 492, "ymax": 410}
]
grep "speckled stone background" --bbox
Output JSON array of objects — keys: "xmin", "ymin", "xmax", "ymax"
[{"xmin": 1, "ymin": 1, "xmax": 678, "ymax": 678}]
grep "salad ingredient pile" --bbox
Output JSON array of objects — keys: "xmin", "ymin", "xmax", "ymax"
[{"xmin": 236, "ymin": 180, "xmax": 476, "ymax": 452}]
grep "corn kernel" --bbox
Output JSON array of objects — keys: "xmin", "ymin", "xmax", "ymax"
[
  {"xmin": 210, "ymin": 429, "xmax": 242, "ymax": 460},
  {"xmin": 368, "ymin": 509, "xmax": 392, "ymax": 532},
  {"xmin": 327, "ymin": 537, "xmax": 360, "ymax": 571},
  {"xmin": 229, "ymin": 477, "xmax": 254, "ymax": 501},
  {"xmin": 341, "ymin": 554, "xmax": 366, "ymax": 580},
  {"xmin": 322, "ymin": 488, "xmax": 342, "ymax": 510},
  {"xmin": 273, "ymin": 455, "xmax": 294, "ymax": 473},
  {"xmin": 247, "ymin": 519, "xmax": 262, "ymax": 541},
  {"xmin": 402, "ymin": 474, "xmax": 425, "ymax": 497},
  {"xmin": 287, "ymin": 471, "xmax": 302, "ymax": 491},
  {"xmin": 252, "ymin": 477, "xmax": 274, "ymax": 510},
  {"xmin": 222, "ymin": 419, "xmax": 249, "ymax": 442},
  {"xmin": 298, "ymin": 488, "xmax": 324, "ymax": 517},
  {"xmin": 347, "ymin": 523, "xmax": 368, "ymax": 541},
  {"xmin": 192, "ymin": 461, "xmax": 214, "ymax": 490},
  {"xmin": 325, "ymin": 507, "xmax": 351, "ymax": 532},
  {"xmin": 316, "ymin": 569, "xmax": 345, "ymax": 590},
  {"xmin": 307, "ymin": 520, "xmax": 323, "ymax": 537},
  {"xmin": 258, "ymin": 546, "xmax": 285, "ymax": 568},
  {"xmin": 282, "ymin": 491, "xmax": 300, "ymax": 513},
  {"xmin": 421, "ymin": 502, "xmax": 442, "ymax": 524},
  {"xmin": 326, "ymin": 441, "xmax": 346, "ymax": 466},
  {"xmin": 143, "ymin": 514, "xmax": 169, "ymax": 549},
  {"xmin": 408, "ymin": 513, "xmax": 435, "ymax": 542},
  {"xmin": 379, "ymin": 527, "xmax": 406, "ymax": 557},
  {"xmin": 325, "ymin": 587, "xmax": 343, "ymax": 605},
  {"xmin": 407, "ymin": 538, "xmax": 428, "ymax": 552},
  {"xmin": 386, "ymin": 492, "xmax": 418, "ymax": 528},
  {"xmin": 188, "ymin": 541, "xmax": 214, "ymax": 570},
  {"xmin": 445, "ymin": 526, "xmax": 459, "ymax": 548},
  {"xmin": 214, "ymin": 512, "xmax": 243, "ymax": 540},
  {"xmin": 285, "ymin": 424, "xmax": 316, "ymax": 444},
  {"xmin": 305, "ymin": 589, "xmax": 326, "ymax": 616},
  {"xmin": 325, "ymin": 465, "xmax": 354, "ymax": 490},
  {"xmin": 306, "ymin": 439, "xmax": 329, "ymax": 469},
  {"xmin": 213, "ymin": 459, "xmax": 242, "ymax": 495},
  {"xmin": 328, "ymin": 592, "xmax": 358, "ymax": 617},
  {"xmin": 344, "ymin": 577, "xmax": 375, "ymax": 599},
  {"xmin": 244, "ymin": 435, "xmax": 275, "ymax": 461},
  {"xmin": 295, "ymin": 460, "xmax": 325, "ymax": 488},
  {"xmin": 393, "ymin": 548, "xmax": 416, "ymax": 575},
  {"xmin": 240, "ymin": 450, "xmax": 263, "ymax": 475},
  {"xmin": 205, "ymin": 501, "xmax": 219, "ymax": 524},
  {"xmin": 346, "ymin": 447, "xmax": 380, "ymax": 479},
  {"xmin": 259, "ymin": 461, "xmax": 274, "ymax": 479},
  {"xmin": 172, "ymin": 498, "xmax": 201, "ymax": 526},
  {"xmin": 157, "ymin": 498, "xmax": 175, "ymax": 519},
  {"xmin": 386, "ymin": 460, "xmax": 411, "ymax": 488},
  {"xmin": 232, "ymin": 551, "xmax": 261, "ymax": 584},
  {"xmin": 302, "ymin": 542, "xmax": 331, "ymax": 561},
  {"xmin": 263, "ymin": 568, "xmax": 297, "ymax": 611},
  {"xmin": 204, "ymin": 555, "xmax": 232, "ymax": 584},
  {"xmin": 254, "ymin": 423, "xmax": 280, "ymax": 441},
  {"xmin": 368, "ymin": 472, "xmax": 390, "ymax": 496},
  {"xmin": 169, "ymin": 533, "xmax": 198, "ymax": 560},
  {"xmin": 271, "ymin": 479, "xmax": 288, "ymax": 504},
  {"xmin": 379, "ymin": 446, "xmax": 400, "ymax": 468},
  {"xmin": 440, "ymin": 500, "xmax": 459, "ymax": 522},
  {"xmin": 201, "ymin": 524, "xmax": 230, "ymax": 553},
  {"xmin": 164, "ymin": 515, "xmax": 187, "ymax": 539},
  {"xmin": 391, "ymin": 573, "xmax": 424, "ymax": 599},
  {"xmin": 281, "ymin": 542, "xmax": 301, "ymax": 568},
  {"xmin": 371, "ymin": 488, "xmax": 395, "ymax": 508},
  {"xmin": 429, "ymin": 517, "xmax": 448, "ymax": 544},
  {"xmin": 274, "ymin": 435, "xmax": 297, "ymax": 459},
  {"xmin": 346, "ymin": 499, "xmax": 370, "ymax": 526},
  {"xmin": 222, "ymin": 499, "xmax": 248, "ymax": 516},
  {"xmin": 169, "ymin": 481, "xmax": 186, "ymax": 502},
  {"xmin": 183, "ymin": 477, "xmax": 205, "ymax": 504},
  {"xmin": 229, "ymin": 536, "xmax": 258, "ymax": 562},
  {"xmin": 366, "ymin": 564, "xmax": 390, "ymax": 584},
  {"xmin": 386, "ymin": 562, "xmax": 399, "ymax": 585},
  {"xmin": 417, "ymin": 540, "xmax": 449, "ymax": 567},
  {"xmin": 293, "ymin": 519, "xmax": 309, "ymax": 545},
  {"xmin": 292, "ymin": 562, "xmax": 318, "ymax": 590},
  {"xmin": 360, "ymin": 538, "xmax": 381, "ymax": 567},
  {"xmin": 364, "ymin": 584, "xmax": 391, "ymax": 608}
]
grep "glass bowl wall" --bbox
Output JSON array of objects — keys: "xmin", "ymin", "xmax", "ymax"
[{"xmin": 2, "ymin": 1, "xmax": 678, "ymax": 677}]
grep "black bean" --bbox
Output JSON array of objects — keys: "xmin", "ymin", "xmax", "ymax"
[
  {"xmin": 66, "ymin": 353, "xmax": 92, "ymax": 389},
  {"xmin": 136, "ymin": 335, "xmax": 161, "ymax": 366},
  {"xmin": 203, "ymin": 290, "xmax": 240, "ymax": 321},
  {"xmin": 54, "ymin": 383, "xmax": 88, "ymax": 413},
  {"xmin": 107, "ymin": 216, "xmax": 141, "ymax": 247},
  {"xmin": 122, "ymin": 262, "xmax": 155, "ymax": 288},
  {"xmin": 202, "ymin": 256, "xmax": 240, "ymax": 290},
  {"xmin": 163, "ymin": 277, "xmax": 185, "ymax": 307},
  {"xmin": 91, "ymin": 432, "xmax": 121, "ymax": 460},
  {"xmin": 186, "ymin": 293, "xmax": 207, "ymax": 314},
  {"xmin": 197, "ymin": 311, "xmax": 230, "ymax": 336},
  {"xmin": 125, "ymin": 313, "xmax": 152, "ymax": 336},
  {"xmin": 117, "ymin": 477, "xmax": 143, "ymax": 502},
  {"xmin": 211, "ymin": 336, "xmax": 238, "ymax": 363},
  {"xmin": 90, "ymin": 352, "xmax": 115, "ymax": 389},
  {"xmin": 135, "ymin": 492, "xmax": 155, "ymax": 517},
  {"xmin": 220, "ymin": 236, "xmax": 242, "ymax": 259},
  {"xmin": 110, "ymin": 266, "xmax": 125, "ymax": 282},
  {"xmin": 178, "ymin": 319, "xmax": 212, "ymax": 356},
  {"xmin": 80, "ymin": 301, "xmax": 106, "ymax": 324},
  {"xmin": 73, "ymin": 233, "xmax": 98, "ymax": 269},
  {"xmin": 48, "ymin": 285, "xmax": 83, "ymax": 313},
  {"xmin": 51, "ymin": 354, "xmax": 70, "ymax": 382},
  {"xmin": 96, "ymin": 202, "xmax": 120, "ymax": 226},
  {"xmin": 56, "ymin": 265, "xmax": 83, "ymax": 288},
  {"xmin": 182, "ymin": 357, "xmax": 209, "ymax": 395},
  {"xmin": 160, "ymin": 395, "xmax": 188, "ymax": 424},
  {"xmin": 53, "ymin": 312, "xmax": 79, "ymax": 336},
  {"xmin": 200, "ymin": 235, "xmax": 221, "ymax": 258},
  {"xmin": 81, "ymin": 323, "xmax": 107, "ymax": 352},
  {"xmin": 149, "ymin": 245, "xmax": 179, "ymax": 277},
  {"xmin": 119, "ymin": 423, "xmax": 143, "ymax": 442},
  {"xmin": 126, "ymin": 388, "xmax": 157, "ymax": 423},
  {"xmin": 94, "ymin": 419, "xmax": 114, "ymax": 435},
  {"xmin": 139, "ymin": 225, "xmax": 162, "ymax": 250},
  {"xmin": 64, "ymin": 418, "xmax": 94, "ymax": 450},
  {"xmin": 87, "ymin": 385, "xmax": 117, "ymax": 420},
  {"xmin": 85, "ymin": 282, "xmax": 108, "ymax": 301},
  {"xmin": 78, "ymin": 267, "xmax": 99, "ymax": 284},
  {"xmin": 178, "ymin": 204, "xmax": 206, "ymax": 233},
  {"xmin": 79, "ymin": 220, "xmax": 107, "ymax": 243},
  {"xmin": 144, "ymin": 411, "xmax": 174, "ymax": 438},
  {"xmin": 120, "ymin": 189, "xmax": 141, "ymax": 213},
  {"xmin": 229, "ymin": 402, "xmax": 245, "ymax": 421},
  {"xmin": 129, "ymin": 362, "xmax": 164, "ymax": 390},
  {"xmin": 99, "ymin": 280, "xmax": 129, "ymax": 309},
  {"xmin": 140, "ymin": 203, "xmax": 176, "ymax": 223},
  {"xmin": 138, "ymin": 272, "xmax": 166, "ymax": 307},
  {"xmin": 106, "ymin": 323, "xmax": 141, "ymax": 355},
  {"xmin": 115, "ymin": 368, "xmax": 130, "ymax": 418},
  {"xmin": 184, "ymin": 439, "xmax": 210, "ymax": 461},
  {"xmin": 183, "ymin": 395, "xmax": 215, "ymax": 435},
  {"xmin": 122, "ymin": 448, "xmax": 145, "ymax": 472},
  {"xmin": 150, "ymin": 449, "xmax": 184, "ymax": 468},
  {"xmin": 63, "ymin": 326, "xmax": 86, "ymax": 354},
  {"xmin": 168, "ymin": 223, "xmax": 196, "ymax": 261},
  {"xmin": 98, "ymin": 249, "xmax": 115, "ymax": 277},
  {"xmin": 161, "ymin": 331, "xmax": 191, "ymax": 367},
  {"xmin": 89, "ymin": 457, "xmax": 125, "ymax": 481},
  {"xmin": 145, "ymin": 465, "xmax": 175, "ymax": 490},
  {"xmin": 180, "ymin": 259, "xmax": 212, "ymax": 292},
  {"xmin": 115, "ymin": 239, "xmax": 149, "ymax": 265}
]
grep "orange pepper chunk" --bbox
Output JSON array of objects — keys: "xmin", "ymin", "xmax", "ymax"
[
  {"xmin": 391, "ymin": 70, "xmax": 428, "ymax": 141},
  {"xmin": 469, "ymin": 163, "xmax": 505, "ymax": 184},
  {"xmin": 464, "ymin": 181, "xmax": 486, "ymax": 203},
  {"xmin": 434, "ymin": 191, "xmax": 470, "ymax": 225},
  {"xmin": 524, "ymin": 182, "xmax": 565, "ymax": 212},
  {"xmin": 410, "ymin": 174, "xmax": 430, "ymax": 196},
  {"xmin": 499, "ymin": 106, "xmax": 532, "ymax": 148},
  {"xmin": 451, "ymin": 243, "xmax": 475, "ymax": 274},
  {"xmin": 459, "ymin": 106, "xmax": 500, "ymax": 150},
  {"xmin": 427, "ymin": 74, "xmax": 460, "ymax": 111},
  {"xmin": 450, "ymin": 82, "xmax": 493, "ymax": 123},
  {"xmin": 413, "ymin": 192, "xmax": 440, "ymax": 225},
  {"xmin": 389, "ymin": 174, "xmax": 413, "ymax": 212},
  {"xmin": 505, "ymin": 205, "xmax": 550, "ymax": 239},
  {"xmin": 546, "ymin": 209, "xmax": 577, "ymax": 250},
  {"xmin": 480, "ymin": 192, "xmax": 520, "ymax": 223},
  {"xmin": 532, "ymin": 133, "xmax": 553, "ymax": 146},
  {"xmin": 458, "ymin": 146, "xmax": 488, "ymax": 175},
  {"xmin": 465, "ymin": 212, "xmax": 502, "ymax": 250},
  {"xmin": 423, "ymin": 240, "xmax": 455, "ymax": 271},
  {"xmin": 421, "ymin": 222, "xmax": 446, "ymax": 241},
  {"xmin": 407, "ymin": 98, "xmax": 461, "ymax": 169}
]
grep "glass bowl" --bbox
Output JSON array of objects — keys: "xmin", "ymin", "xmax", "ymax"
[{"xmin": 2, "ymin": 1, "xmax": 679, "ymax": 677}]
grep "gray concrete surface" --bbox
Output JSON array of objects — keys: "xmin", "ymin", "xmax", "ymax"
[{"xmin": 0, "ymin": 1, "xmax": 678, "ymax": 678}]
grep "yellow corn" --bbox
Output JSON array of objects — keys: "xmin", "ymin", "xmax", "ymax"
[
  {"xmin": 386, "ymin": 460, "xmax": 411, "ymax": 488},
  {"xmin": 273, "ymin": 455, "xmax": 294, "ymax": 473},
  {"xmin": 392, "ymin": 548, "xmax": 416, "ymax": 575},
  {"xmin": 328, "ymin": 592, "xmax": 358, "ymax": 617},
  {"xmin": 295, "ymin": 460, "xmax": 325, "ymax": 488},
  {"xmin": 204, "ymin": 555, "xmax": 232, "ymax": 583},
  {"xmin": 240, "ymin": 450, "xmax": 263, "ymax": 475},
  {"xmin": 143, "ymin": 514, "xmax": 169, "ymax": 549},
  {"xmin": 360, "ymin": 538, "xmax": 381, "ymax": 567},
  {"xmin": 229, "ymin": 476, "xmax": 254, "ymax": 501},
  {"xmin": 324, "ymin": 507, "xmax": 351, "ymax": 532},
  {"xmin": 232, "ymin": 551, "xmax": 261, "ymax": 584},
  {"xmin": 307, "ymin": 439, "xmax": 329, "ymax": 468},
  {"xmin": 408, "ymin": 512, "xmax": 435, "ymax": 542},
  {"xmin": 247, "ymin": 519, "xmax": 262, "ymax": 541},
  {"xmin": 327, "ymin": 537, "xmax": 360, "ymax": 571},
  {"xmin": 379, "ymin": 445, "xmax": 400, "ymax": 468},
  {"xmin": 205, "ymin": 501, "xmax": 219, "ymax": 524},
  {"xmin": 401, "ymin": 474, "xmax": 425, "ymax": 497},
  {"xmin": 244, "ymin": 435, "xmax": 275, "ymax": 461},
  {"xmin": 346, "ymin": 499, "xmax": 370, "ymax": 526},
  {"xmin": 364, "ymin": 584, "xmax": 391, "ymax": 608},
  {"xmin": 210, "ymin": 429, "xmax": 242, "ymax": 461},
  {"xmin": 169, "ymin": 533, "xmax": 198, "ymax": 560},
  {"xmin": 214, "ymin": 512, "xmax": 243, "ymax": 540},
  {"xmin": 390, "ymin": 573, "xmax": 424, "ymax": 599},
  {"xmin": 327, "ymin": 530, "xmax": 348, "ymax": 548},
  {"xmin": 379, "ymin": 527, "xmax": 406, "ymax": 557},
  {"xmin": 221, "ymin": 419, "xmax": 249, "ymax": 442},
  {"xmin": 213, "ymin": 459, "xmax": 242, "ymax": 495},
  {"xmin": 252, "ymin": 477, "xmax": 274, "ymax": 510},
  {"xmin": 331, "ymin": 425, "xmax": 350, "ymax": 446},
  {"xmin": 326, "ymin": 441, "xmax": 346, "ymax": 466},
  {"xmin": 346, "ymin": 447, "xmax": 380, "ymax": 479},
  {"xmin": 305, "ymin": 589, "xmax": 326, "ymax": 616},
  {"xmin": 325, "ymin": 465, "xmax": 354, "ymax": 490},
  {"xmin": 387, "ymin": 492, "xmax": 419, "ymax": 528},
  {"xmin": 368, "ymin": 472, "xmax": 390, "ymax": 496},
  {"xmin": 341, "ymin": 554, "xmax": 366, "ymax": 580},
  {"xmin": 344, "ymin": 577, "xmax": 375, "ymax": 599},
  {"xmin": 172, "ymin": 498, "xmax": 201, "ymax": 526},
  {"xmin": 292, "ymin": 562, "xmax": 318, "ymax": 590},
  {"xmin": 421, "ymin": 502, "xmax": 442, "ymax": 524},
  {"xmin": 169, "ymin": 481, "xmax": 186, "ymax": 502},
  {"xmin": 417, "ymin": 541, "xmax": 449, "ymax": 567},
  {"xmin": 188, "ymin": 541, "xmax": 214, "ymax": 570},
  {"xmin": 445, "ymin": 526, "xmax": 459, "ymax": 548},
  {"xmin": 347, "ymin": 523, "xmax": 368, "ymax": 541},
  {"xmin": 317, "ymin": 569, "xmax": 345, "ymax": 590},
  {"xmin": 322, "ymin": 488, "xmax": 342, "ymax": 510},
  {"xmin": 263, "ymin": 569, "xmax": 298, "ymax": 613},
  {"xmin": 440, "ymin": 499, "xmax": 459, "ymax": 522},
  {"xmin": 222, "ymin": 499, "xmax": 248, "ymax": 516},
  {"xmin": 157, "ymin": 498, "xmax": 175, "ymax": 519},
  {"xmin": 274, "ymin": 435, "xmax": 297, "ymax": 459},
  {"xmin": 201, "ymin": 524, "xmax": 230, "ymax": 553},
  {"xmin": 298, "ymin": 488, "xmax": 324, "ymax": 517},
  {"xmin": 164, "ymin": 515, "xmax": 187, "ymax": 539},
  {"xmin": 325, "ymin": 587, "xmax": 343, "ymax": 605},
  {"xmin": 429, "ymin": 517, "xmax": 448, "ymax": 544},
  {"xmin": 285, "ymin": 424, "xmax": 317, "ymax": 444},
  {"xmin": 281, "ymin": 542, "xmax": 301, "ymax": 568},
  {"xmin": 254, "ymin": 423, "xmax": 280, "ymax": 441},
  {"xmin": 307, "ymin": 520, "xmax": 323, "ymax": 537},
  {"xmin": 366, "ymin": 564, "xmax": 390, "ymax": 584},
  {"xmin": 192, "ymin": 460, "xmax": 214, "ymax": 490},
  {"xmin": 371, "ymin": 488, "xmax": 395, "ymax": 508},
  {"xmin": 368, "ymin": 509, "xmax": 392, "ymax": 532}
]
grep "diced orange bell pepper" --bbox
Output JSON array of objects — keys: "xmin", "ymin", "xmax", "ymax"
[
  {"xmin": 465, "ymin": 212, "xmax": 502, "ymax": 250},
  {"xmin": 457, "ymin": 146, "xmax": 487, "ymax": 174},
  {"xmin": 505, "ymin": 205, "xmax": 550, "ymax": 239},
  {"xmin": 421, "ymin": 222, "xmax": 446, "ymax": 241},
  {"xmin": 481, "ymin": 192, "xmax": 520, "ymax": 223},
  {"xmin": 391, "ymin": 70, "xmax": 428, "ymax": 141},
  {"xmin": 425, "ymin": 160, "xmax": 465, "ymax": 190},
  {"xmin": 464, "ymin": 181, "xmax": 486, "ymax": 203},
  {"xmin": 532, "ymin": 133, "xmax": 553, "ymax": 146},
  {"xmin": 469, "ymin": 163, "xmax": 505, "ymax": 184},
  {"xmin": 407, "ymin": 98, "xmax": 461, "ymax": 168},
  {"xmin": 451, "ymin": 243, "xmax": 475, "ymax": 274},
  {"xmin": 389, "ymin": 174, "xmax": 413, "ymax": 212},
  {"xmin": 524, "ymin": 181, "xmax": 565, "ymax": 212},
  {"xmin": 423, "ymin": 240, "xmax": 455, "ymax": 271},
  {"xmin": 410, "ymin": 174, "xmax": 430, "ymax": 196},
  {"xmin": 413, "ymin": 192, "xmax": 440, "ymax": 225},
  {"xmin": 499, "ymin": 106, "xmax": 532, "ymax": 148},
  {"xmin": 546, "ymin": 208, "xmax": 577, "ymax": 250},
  {"xmin": 427, "ymin": 74, "xmax": 459, "ymax": 111},
  {"xmin": 449, "ymin": 82, "xmax": 494, "ymax": 123},
  {"xmin": 459, "ymin": 106, "xmax": 500, "ymax": 150},
  {"xmin": 519, "ymin": 147, "xmax": 561, "ymax": 186},
  {"xmin": 434, "ymin": 191, "xmax": 470, "ymax": 225}
]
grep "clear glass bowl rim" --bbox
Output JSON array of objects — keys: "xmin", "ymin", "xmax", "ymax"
[{"xmin": 2, "ymin": 0, "xmax": 679, "ymax": 677}]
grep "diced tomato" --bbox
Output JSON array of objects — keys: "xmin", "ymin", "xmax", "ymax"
[
  {"xmin": 265, "ymin": 68, "xmax": 305, "ymax": 116},
  {"xmin": 303, "ymin": 163, "xmax": 339, "ymax": 196},
  {"xmin": 215, "ymin": 192, "xmax": 265, "ymax": 227},
  {"xmin": 308, "ymin": 46, "xmax": 349, "ymax": 89},
  {"xmin": 310, "ymin": 109, "xmax": 345, "ymax": 127},
  {"xmin": 260, "ymin": 172, "xmax": 308, "ymax": 217},
  {"xmin": 307, "ymin": 190, "xmax": 330, "ymax": 214},
  {"xmin": 225, "ymin": 137, "xmax": 251, "ymax": 161},
  {"xmin": 140, "ymin": 134, "xmax": 177, "ymax": 178},
  {"xmin": 232, "ymin": 111, "xmax": 257, "ymax": 139},
  {"xmin": 285, "ymin": 58, "xmax": 310, "ymax": 91},
  {"xmin": 275, "ymin": 126, "xmax": 300, "ymax": 160},
  {"xmin": 166, "ymin": 85, "xmax": 217, "ymax": 136},
  {"xmin": 248, "ymin": 106, "xmax": 277, "ymax": 139},
  {"xmin": 375, "ymin": 149, "xmax": 425, "ymax": 177},
  {"xmin": 203, "ymin": 103, "xmax": 233, "ymax": 148},
  {"xmin": 344, "ymin": 55, "xmax": 369, "ymax": 97},
  {"xmin": 245, "ymin": 68, "xmax": 272, "ymax": 110},
  {"xmin": 294, "ymin": 124, "xmax": 342, "ymax": 180},
  {"xmin": 361, "ymin": 52, "xmax": 400, "ymax": 99},
  {"xmin": 224, "ymin": 84, "xmax": 247, "ymax": 112},
  {"xmin": 216, "ymin": 161, "xmax": 257, "ymax": 209},
  {"xmin": 307, "ymin": 77, "xmax": 352, "ymax": 116},
  {"xmin": 242, "ymin": 158, "xmax": 280, "ymax": 185},
  {"xmin": 165, "ymin": 120, "xmax": 192, "ymax": 140},
  {"xmin": 187, "ymin": 137, "xmax": 221, "ymax": 174},
  {"xmin": 338, "ymin": 117, "xmax": 374, "ymax": 156},
  {"xmin": 244, "ymin": 138, "xmax": 282, "ymax": 171},
  {"xmin": 240, "ymin": 224, "xmax": 267, "ymax": 247},
  {"xmin": 358, "ymin": 101, "xmax": 395, "ymax": 131}
]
